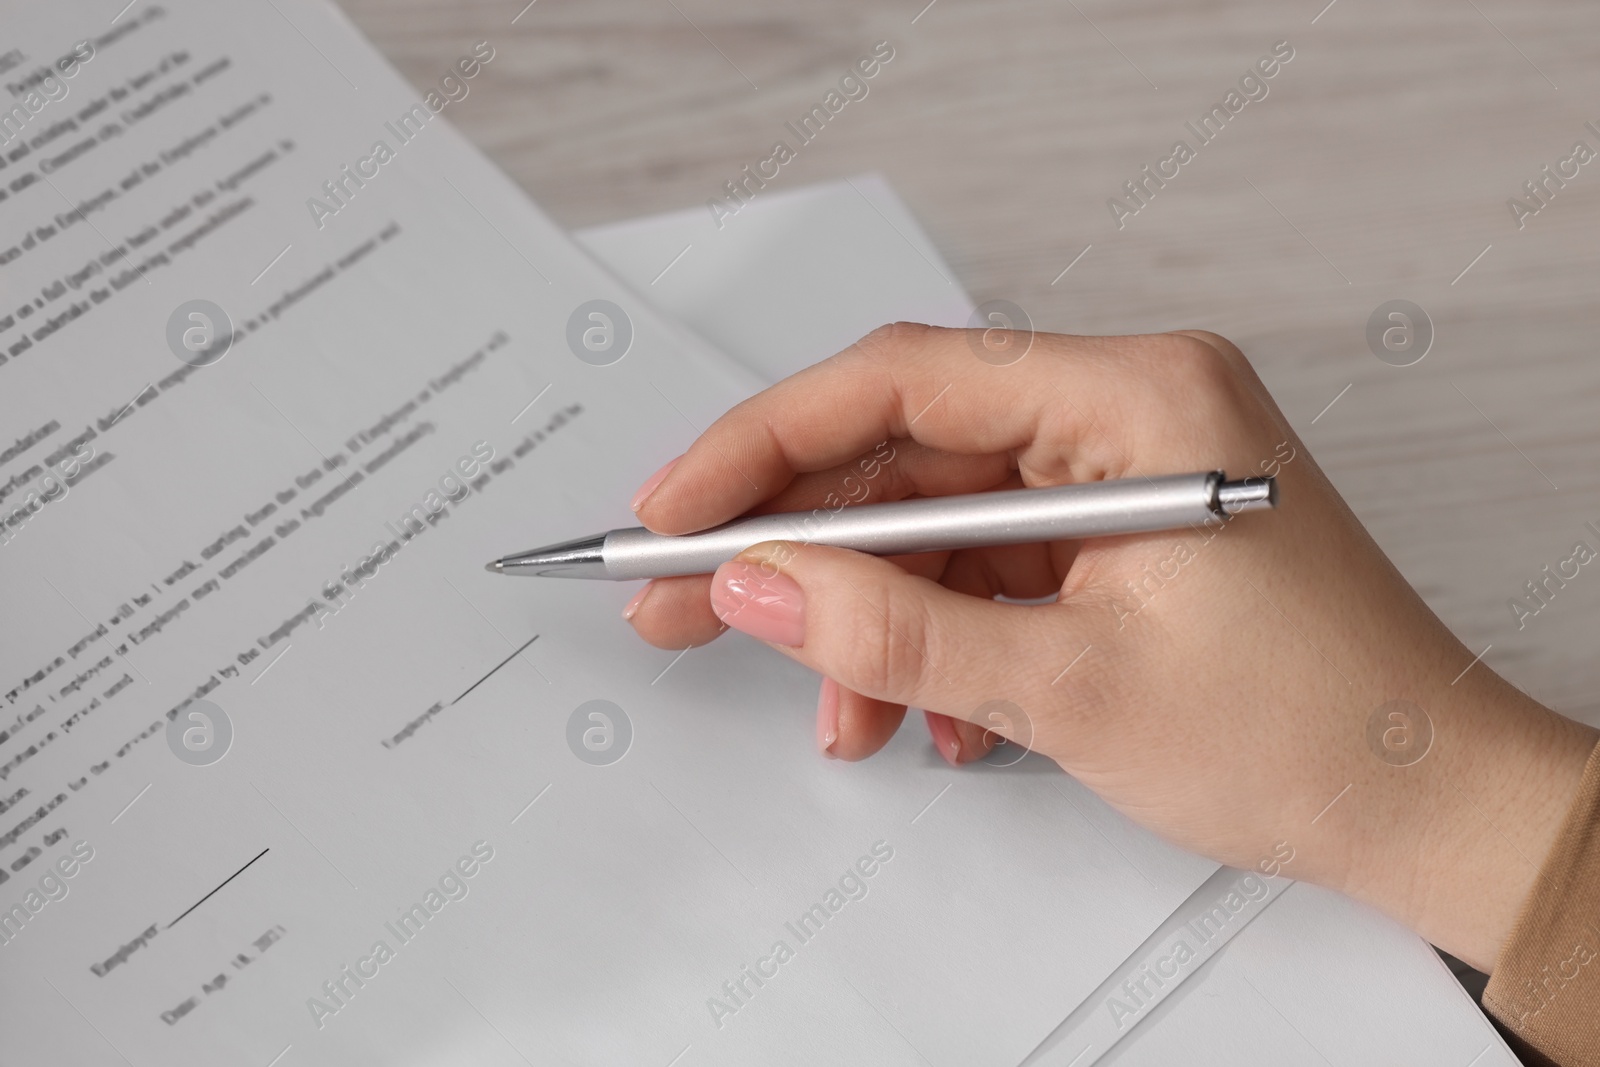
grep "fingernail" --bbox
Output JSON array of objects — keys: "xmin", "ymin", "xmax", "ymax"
[
  {"xmin": 630, "ymin": 456, "xmax": 680, "ymax": 512},
  {"xmin": 710, "ymin": 561, "xmax": 805, "ymax": 646},
  {"xmin": 621, "ymin": 581, "xmax": 653, "ymax": 621},
  {"xmin": 924, "ymin": 710, "xmax": 963, "ymax": 768},
  {"xmin": 817, "ymin": 676, "xmax": 840, "ymax": 758}
]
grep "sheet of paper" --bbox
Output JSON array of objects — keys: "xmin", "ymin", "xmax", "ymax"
[
  {"xmin": 1, "ymin": 5, "xmax": 1221, "ymax": 1065},
  {"xmin": 578, "ymin": 173, "xmax": 1518, "ymax": 1062},
  {"xmin": 1021, "ymin": 864, "xmax": 1296, "ymax": 1065},
  {"xmin": 575, "ymin": 172, "xmax": 975, "ymax": 384},
  {"xmin": 1097, "ymin": 884, "xmax": 1517, "ymax": 1066}
]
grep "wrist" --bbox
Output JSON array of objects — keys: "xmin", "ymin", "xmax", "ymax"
[{"xmin": 1340, "ymin": 671, "xmax": 1597, "ymax": 972}]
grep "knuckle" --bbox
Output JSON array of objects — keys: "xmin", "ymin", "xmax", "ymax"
[
  {"xmin": 1143, "ymin": 333, "xmax": 1255, "ymax": 418},
  {"xmin": 1161, "ymin": 332, "xmax": 1237, "ymax": 386},
  {"xmin": 1172, "ymin": 329, "xmax": 1249, "ymax": 367},
  {"xmin": 850, "ymin": 321, "xmax": 938, "ymax": 366},
  {"xmin": 843, "ymin": 577, "xmax": 937, "ymax": 703}
]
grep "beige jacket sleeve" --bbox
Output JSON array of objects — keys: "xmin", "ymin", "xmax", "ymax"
[{"xmin": 1483, "ymin": 740, "xmax": 1600, "ymax": 1067}]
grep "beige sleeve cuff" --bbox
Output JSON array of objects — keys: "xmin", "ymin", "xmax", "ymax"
[{"xmin": 1483, "ymin": 739, "xmax": 1600, "ymax": 1067}]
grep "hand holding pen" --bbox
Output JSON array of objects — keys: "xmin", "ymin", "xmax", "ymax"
[{"xmin": 612, "ymin": 323, "xmax": 1597, "ymax": 978}]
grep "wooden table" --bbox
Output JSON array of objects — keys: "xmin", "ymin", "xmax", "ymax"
[{"xmin": 345, "ymin": 0, "xmax": 1600, "ymax": 725}]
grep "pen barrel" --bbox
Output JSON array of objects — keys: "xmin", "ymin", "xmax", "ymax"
[{"xmin": 601, "ymin": 471, "xmax": 1226, "ymax": 579}]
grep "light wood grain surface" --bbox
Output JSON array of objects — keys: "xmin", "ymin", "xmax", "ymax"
[{"xmin": 342, "ymin": 0, "xmax": 1600, "ymax": 724}]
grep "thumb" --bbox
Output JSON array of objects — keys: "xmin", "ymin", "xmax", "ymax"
[{"xmin": 709, "ymin": 540, "xmax": 1066, "ymax": 733}]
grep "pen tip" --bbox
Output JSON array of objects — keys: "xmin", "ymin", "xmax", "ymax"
[{"xmin": 484, "ymin": 560, "xmax": 503, "ymax": 574}]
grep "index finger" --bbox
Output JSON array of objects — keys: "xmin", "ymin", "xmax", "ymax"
[{"xmin": 635, "ymin": 322, "xmax": 1144, "ymax": 536}]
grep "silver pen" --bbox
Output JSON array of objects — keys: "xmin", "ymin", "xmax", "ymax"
[{"xmin": 485, "ymin": 470, "xmax": 1276, "ymax": 580}]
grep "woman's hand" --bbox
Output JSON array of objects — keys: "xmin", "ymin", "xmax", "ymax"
[{"xmin": 624, "ymin": 322, "xmax": 1597, "ymax": 973}]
